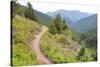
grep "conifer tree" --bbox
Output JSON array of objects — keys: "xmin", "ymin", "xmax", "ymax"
[
  {"xmin": 11, "ymin": 0, "xmax": 17, "ymax": 18},
  {"xmin": 49, "ymin": 14, "xmax": 68, "ymax": 34},
  {"xmin": 76, "ymin": 47, "xmax": 85, "ymax": 61},
  {"xmin": 62, "ymin": 19, "xmax": 68, "ymax": 31},
  {"xmin": 25, "ymin": 2, "xmax": 38, "ymax": 22}
]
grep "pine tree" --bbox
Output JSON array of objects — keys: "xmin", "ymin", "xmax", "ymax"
[
  {"xmin": 49, "ymin": 14, "xmax": 68, "ymax": 34},
  {"xmin": 25, "ymin": 2, "xmax": 38, "ymax": 22},
  {"xmin": 76, "ymin": 47, "xmax": 85, "ymax": 61},
  {"xmin": 62, "ymin": 19, "xmax": 68, "ymax": 31},
  {"xmin": 11, "ymin": 0, "xmax": 17, "ymax": 19}
]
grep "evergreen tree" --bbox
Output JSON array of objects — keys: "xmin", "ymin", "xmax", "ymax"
[
  {"xmin": 11, "ymin": 0, "xmax": 17, "ymax": 18},
  {"xmin": 25, "ymin": 2, "xmax": 38, "ymax": 22},
  {"xmin": 49, "ymin": 14, "xmax": 68, "ymax": 34},
  {"xmin": 62, "ymin": 19, "xmax": 68, "ymax": 31},
  {"xmin": 11, "ymin": 0, "xmax": 25, "ymax": 18},
  {"xmin": 76, "ymin": 47, "xmax": 85, "ymax": 61}
]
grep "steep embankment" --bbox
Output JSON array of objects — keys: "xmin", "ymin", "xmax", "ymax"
[
  {"xmin": 12, "ymin": 15, "xmax": 42, "ymax": 66},
  {"xmin": 40, "ymin": 30, "xmax": 81, "ymax": 63}
]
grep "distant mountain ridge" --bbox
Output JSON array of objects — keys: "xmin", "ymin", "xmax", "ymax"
[
  {"xmin": 46, "ymin": 9, "xmax": 97, "ymax": 33},
  {"xmin": 47, "ymin": 9, "xmax": 92, "ymax": 23},
  {"xmin": 72, "ymin": 14, "xmax": 97, "ymax": 33}
]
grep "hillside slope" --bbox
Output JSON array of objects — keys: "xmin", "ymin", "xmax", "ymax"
[
  {"xmin": 12, "ymin": 15, "xmax": 42, "ymax": 66},
  {"xmin": 72, "ymin": 14, "xmax": 97, "ymax": 33},
  {"xmin": 12, "ymin": 2, "xmax": 53, "ymax": 26},
  {"xmin": 34, "ymin": 9, "xmax": 53, "ymax": 26},
  {"xmin": 40, "ymin": 30, "xmax": 81, "ymax": 63},
  {"xmin": 12, "ymin": 1, "xmax": 97, "ymax": 66},
  {"xmin": 12, "ymin": 15, "xmax": 81, "ymax": 65}
]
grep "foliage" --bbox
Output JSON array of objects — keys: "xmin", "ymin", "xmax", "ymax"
[
  {"xmin": 12, "ymin": 43, "xmax": 38, "ymax": 66},
  {"xmin": 72, "ymin": 28, "xmax": 97, "ymax": 62},
  {"xmin": 11, "ymin": 0, "xmax": 53, "ymax": 27},
  {"xmin": 49, "ymin": 14, "xmax": 68, "ymax": 34},
  {"xmin": 74, "ymin": 28, "xmax": 97, "ymax": 49},
  {"xmin": 40, "ymin": 32, "xmax": 79, "ymax": 63},
  {"xmin": 11, "ymin": 1, "xmax": 38, "ymax": 22},
  {"xmin": 11, "ymin": 1, "xmax": 17, "ymax": 18},
  {"xmin": 25, "ymin": 2, "xmax": 38, "ymax": 21},
  {"xmin": 11, "ymin": 1, "xmax": 26, "ymax": 18},
  {"xmin": 12, "ymin": 15, "xmax": 41, "ymax": 45},
  {"xmin": 11, "ymin": 1, "xmax": 97, "ymax": 65},
  {"xmin": 76, "ymin": 47, "xmax": 85, "ymax": 61},
  {"xmin": 12, "ymin": 15, "xmax": 41, "ymax": 66},
  {"xmin": 76, "ymin": 47, "xmax": 97, "ymax": 62},
  {"xmin": 83, "ymin": 29, "xmax": 97, "ymax": 49}
]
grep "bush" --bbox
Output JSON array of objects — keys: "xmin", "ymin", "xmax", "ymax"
[
  {"xmin": 12, "ymin": 43, "xmax": 38, "ymax": 66},
  {"xmin": 12, "ymin": 15, "xmax": 41, "ymax": 66},
  {"xmin": 40, "ymin": 32, "xmax": 79, "ymax": 63}
]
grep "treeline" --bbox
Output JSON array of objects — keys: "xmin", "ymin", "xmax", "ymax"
[{"xmin": 11, "ymin": 1, "xmax": 38, "ymax": 22}]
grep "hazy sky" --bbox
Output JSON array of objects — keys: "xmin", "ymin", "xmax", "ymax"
[{"xmin": 17, "ymin": 0, "xmax": 98, "ymax": 13}]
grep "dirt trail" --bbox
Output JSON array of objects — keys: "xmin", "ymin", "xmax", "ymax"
[{"xmin": 32, "ymin": 26, "xmax": 51, "ymax": 64}]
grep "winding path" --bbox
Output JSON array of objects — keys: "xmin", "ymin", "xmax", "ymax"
[{"xmin": 32, "ymin": 26, "xmax": 51, "ymax": 64}]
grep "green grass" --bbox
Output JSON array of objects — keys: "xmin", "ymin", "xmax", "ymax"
[
  {"xmin": 40, "ymin": 30, "xmax": 96, "ymax": 63},
  {"xmin": 12, "ymin": 15, "xmax": 41, "ymax": 66},
  {"xmin": 12, "ymin": 43, "xmax": 38, "ymax": 66},
  {"xmin": 40, "ymin": 31, "xmax": 80, "ymax": 63},
  {"xmin": 12, "ymin": 15, "xmax": 42, "ymax": 44}
]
